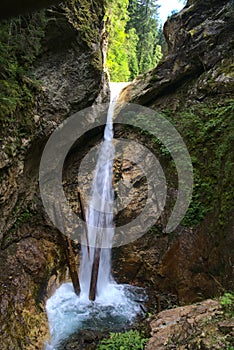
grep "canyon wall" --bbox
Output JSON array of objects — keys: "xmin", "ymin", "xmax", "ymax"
[
  {"xmin": 0, "ymin": 1, "xmax": 107, "ymax": 348},
  {"xmin": 115, "ymin": 0, "xmax": 234, "ymax": 303}
]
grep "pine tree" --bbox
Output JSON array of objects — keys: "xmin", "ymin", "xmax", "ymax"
[
  {"xmin": 126, "ymin": 27, "xmax": 139, "ymax": 79},
  {"xmin": 106, "ymin": 0, "xmax": 162, "ymax": 81},
  {"xmin": 158, "ymin": 25, "xmax": 168, "ymax": 56},
  {"xmin": 127, "ymin": 0, "xmax": 162, "ymax": 75}
]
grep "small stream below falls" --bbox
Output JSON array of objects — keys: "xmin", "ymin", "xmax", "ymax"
[{"xmin": 45, "ymin": 82, "xmax": 147, "ymax": 349}]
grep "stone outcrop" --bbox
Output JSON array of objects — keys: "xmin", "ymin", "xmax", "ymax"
[
  {"xmin": 128, "ymin": 0, "xmax": 234, "ymax": 107},
  {"xmin": 116, "ymin": 0, "xmax": 234, "ymax": 303},
  {"xmin": 146, "ymin": 299, "xmax": 234, "ymax": 349},
  {"xmin": 0, "ymin": 1, "xmax": 107, "ymax": 348}
]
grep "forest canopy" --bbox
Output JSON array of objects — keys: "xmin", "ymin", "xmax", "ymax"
[{"xmin": 106, "ymin": 0, "xmax": 164, "ymax": 82}]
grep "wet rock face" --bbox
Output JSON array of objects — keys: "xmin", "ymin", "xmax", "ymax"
[
  {"xmin": 146, "ymin": 299, "xmax": 234, "ymax": 349},
  {"xmin": 0, "ymin": 0, "xmax": 107, "ymax": 239},
  {"xmin": 119, "ymin": 0, "xmax": 234, "ymax": 305},
  {"xmin": 58, "ymin": 330, "xmax": 107, "ymax": 350},
  {"xmin": 128, "ymin": 0, "xmax": 234, "ymax": 106},
  {"xmin": 0, "ymin": 237, "xmax": 59, "ymax": 350},
  {"xmin": 164, "ymin": 0, "xmax": 231, "ymax": 54},
  {"xmin": 34, "ymin": 0, "xmax": 106, "ymax": 120},
  {"xmin": 0, "ymin": 1, "xmax": 107, "ymax": 348}
]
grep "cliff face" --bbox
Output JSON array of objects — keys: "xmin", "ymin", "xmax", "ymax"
[
  {"xmin": 116, "ymin": 0, "xmax": 234, "ymax": 303},
  {"xmin": 129, "ymin": 0, "xmax": 234, "ymax": 106},
  {"xmin": 146, "ymin": 299, "xmax": 234, "ymax": 349},
  {"xmin": 0, "ymin": 1, "xmax": 107, "ymax": 348},
  {"xmin": 34, "ymin": 0, "xmax": 107, "ymax": 118}
]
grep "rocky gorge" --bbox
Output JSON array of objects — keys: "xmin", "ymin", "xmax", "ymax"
[
  {"xmin": 0, "ymin": 1, "xmax": 108, "ymax": 348},
  {"xmin": 0, "ymin": 0, "xmax": 233, "ymax": 349}
]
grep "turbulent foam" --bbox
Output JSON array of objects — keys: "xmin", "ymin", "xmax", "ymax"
[{"xmin": 45, "ymin": 282, "xmax": 146, "ymax": 349}]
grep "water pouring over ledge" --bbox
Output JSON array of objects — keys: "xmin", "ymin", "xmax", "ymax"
[
  {"xmin": 45, "ymin": 82, "xmax": 146, "ymax": 349},
  {"xmin": 80, "ymin": 82, "xmax": 129, "ymax": 301}
]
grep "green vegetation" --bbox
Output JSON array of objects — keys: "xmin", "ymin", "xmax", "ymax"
[
  {"xmin": 0, "ymin": 12, "xmax": 47, "ymax": 131},
  {"xmin": 127, "ymin": 99, "xmax": 234, "ymax": 231},
  {"xmin": 105, "ymin": 0, "xmax": 131, "ymax": 81},
  {"xmin": 164, "ymin": 99, "xmax": 234, "ymax": 229},
  {"xmin": 127, "ymin": 0, "xmax": 162, "ymax": 76},
  {"xmin": 64, "ymin": 0, "xmax": 105, "ymax": 49},
  {"xmin": 106, "ymin": 0, "xmax": 162, "ymax": 81},
  {"xmin": 97, "ymin": 330, "xmax": 148, "ymax": 350},
  {"xmin": 0, "ymin": 0, "xmax": 105, "ymax": 143},
  {"xmin": 221, "ymin": 292, "xmax": 234, "ymax": 315},
  {"xmin": 2, "ymin": 203, "xmax": 36, "ymax": 248},
  {"xmin": 12, "ymin": 208, "xmax": 34, "ymax": 229}
]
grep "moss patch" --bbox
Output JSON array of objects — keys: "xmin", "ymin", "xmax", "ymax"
[
  {"xmin": 162, "ymin": 99, "xmax": 234, "ymax": 231},
  {"xmin": 0, "ymin": 12, "xmax": 47, "ymax": 132}
]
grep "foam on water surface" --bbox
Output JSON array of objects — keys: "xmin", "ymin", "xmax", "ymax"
[{"xmin": 45, "ymin": 282, "xmax": 146, "ymax": 349}]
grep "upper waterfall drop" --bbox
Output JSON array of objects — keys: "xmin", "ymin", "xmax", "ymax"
[{"xmin": 104, "ymin": 82, "xmax": 129, "ymax": 141}]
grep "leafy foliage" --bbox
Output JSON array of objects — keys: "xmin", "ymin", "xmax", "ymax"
[
  {"xmin": 221, "ymin": 292, "xmax": 234, "ymax": 315},
  {"xmin": 97, "ymin": 330, "xmax": 148, "ymax": 350},
  {"xmin": 0, "ymin": 12, "xmax": 47, "ymax": 134},
  {"xmin": 106, "ymin": 0, "xmax": 131, "ymax": 81},
  {"xmin": 164, "ymin": 99, "xmax": 234, "ymax": 229},
  {"xmin": 106, "ymin": 0, "xmax": 162, "ymax": 81}
]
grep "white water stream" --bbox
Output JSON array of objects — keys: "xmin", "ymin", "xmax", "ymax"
[
  {"xmin": 45, "ymin": 82, "xmax": 146, "ymax": 349},
  {"xmin": 79, "ymin": 82, "xmax": 125, "ymax": 298}
]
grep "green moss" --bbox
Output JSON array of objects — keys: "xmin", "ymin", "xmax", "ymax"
[
  {"xmin": 12, "ymin": 208, "xmax": 35, "ymax": 229},
  {"xmin": 63, "ymin": 0, "xmax": 104, "ymax": 47},
  {"xmin": 217, "ymin": 62, "xmax": 234, "ymax": 78},
  {"xmin": 2, "ymin": 202, "xmax": 37, "ymax": 248},
  {"xmin": 0, "ymin": 13, "xmax": 47, "ymax": 110},
  {"xmin": 189, "ymin": 28, "xmax": 196, "ymax": 37},
  {"xmin": 163, "ymin": 99, "xmax": 234, "ymax": 231},
  {"xmin": 0, "ymin": 12, "xmax": 47, "ymax": 142}
]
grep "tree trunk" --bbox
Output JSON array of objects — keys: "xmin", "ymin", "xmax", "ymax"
[
  {"xmin": 89, "ymin": 247, "xmax": 101, "ymax": 301},
  {"xmin": 64, "ymin": 236, "xmax": 80, "ymax": 295},
  {"xmin": 54, "ymin": 202, "xmax": 80, "ymax": 295},
  {"xmin": 77, "ymin": 188, "xmax": 90, "ymax": 259}
]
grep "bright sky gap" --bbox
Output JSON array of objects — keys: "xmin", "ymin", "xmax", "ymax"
[{"xmin": 157, "ymin": 0, "xmax": 185, "ymax": 25}]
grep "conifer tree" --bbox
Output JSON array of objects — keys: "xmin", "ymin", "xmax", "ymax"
[
  {"xmin": 106, "ymin": 0, "xmax": 162, "ymax": 81},
  {"xmin": 127, "ymin": 0, "xmax": 162, "ymax": 75}
]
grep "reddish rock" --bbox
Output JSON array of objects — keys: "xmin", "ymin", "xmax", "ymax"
[{"xmin": 146, "ymin": 299, "xmax": 231, "ymax": 350}]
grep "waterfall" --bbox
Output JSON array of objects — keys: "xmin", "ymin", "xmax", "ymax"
[
  {"xmin": 79, "ymin": 82, "xmax": 128, "ymax": 300},
  {"xmin": 45, "ymin": 82, "xmax": 146, "ymax": 350}
]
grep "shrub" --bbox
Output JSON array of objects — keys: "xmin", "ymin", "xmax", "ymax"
[
  {"xmin": 221, "ymin": 292, "xmax": 234, "ymax": 315},
  {"xmin": 96, "ymin": 330, "xmax": 148, "ymax": 350}
]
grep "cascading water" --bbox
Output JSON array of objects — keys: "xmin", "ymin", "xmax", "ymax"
[
  {"xmin": 45, "ymin": 83, "xmax": 146, "ymax": 350},
  {"xmin": 79, "ymin": 82, "xmax": 122, "ymax": 300}
]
